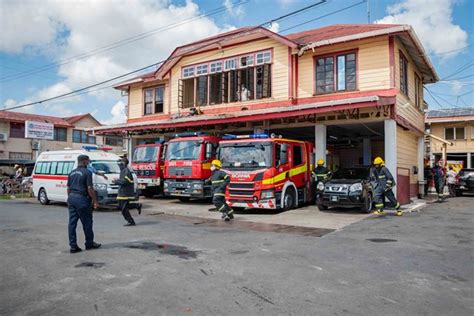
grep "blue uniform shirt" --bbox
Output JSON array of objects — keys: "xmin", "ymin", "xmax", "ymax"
[{"xmin": 67, "ymin": 166, "xmax": 93, "ymax": 197}]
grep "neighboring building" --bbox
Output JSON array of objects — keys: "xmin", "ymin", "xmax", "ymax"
[
  {"xmin": 426, "ymin": 108, "xmax": 474, "ymax": 168},
  {"xmin": 95, "ymin": 24, "xmax": 438, "ymax": 203},
  {"xmin": 0, "ymin": 111, "xmax": 125, "ymax": 166}
]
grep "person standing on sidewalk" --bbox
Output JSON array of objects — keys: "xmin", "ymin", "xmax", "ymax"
[
  {"xmin": 114, "ymin": 157, "xmax": 142, "ymax": 226},
  {"xmin": 371, "ymin": 157, "xmax": 402, "ymax": 216},
  {"xmin": 432, "ymin": 161, "xmax": 446, "ymax": 202},
  {"xmin": 208, "ymin": 160, "xmax": 233, "ymax": 221},
  {"xmin": 446, "ymin": 166, "xmax": 458, "ymax": 197},
  {"xmin": 67, "ymin": 155, "xmax": 101, "ymax": 254}
]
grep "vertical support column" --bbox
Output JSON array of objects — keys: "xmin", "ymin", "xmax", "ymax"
[
  {"xmin": 417, "ymin": 136, "xmax": 425, "ymax": 197},
  {"xmin": 315, "ymin": 124, "xmax": 327, "ymax": 165},
  {"xmin": 467, "ymin": 152, "xmax": 472, "ymax": 169},
  {"xmin": 127, "ymin": 136, "xmax": 133, "ymax": 159},
  {"xmin": 384, "ymin": 119, "xmax": 397, "ymax": 198},
  {"xmin": 363, "ymin": 138, "xmax": 371, "ymax": 165}
]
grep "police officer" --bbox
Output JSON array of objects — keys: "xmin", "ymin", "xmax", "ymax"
[
  {"xmin": 432, "ymin": 161, "xmax": 445, "ymax": 202},
  {"xmin": 114, "ymin": 157, "xmax": 142, "ymax": 226},
  {"xmin": 371, "ymin": 157, "xmax": 402, "ymax": 216},
  {"xmin": 208, "ymin": 160, "xmax": 233, "ymax": 221},
  {"xmin": 67, "ymin": 155, "xmax": 101, "ymax": 253},
  {"xmin": 312, "ymin": 159, "xmax": 332, "ymax": 182}
]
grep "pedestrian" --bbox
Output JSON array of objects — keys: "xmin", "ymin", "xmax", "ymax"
[
  {"xmin": 208, "ymin": 159, "xmax": 233, "ymax": 221},
  {"xmin": 424, "ymin": 162, "xmax": 433, "ymax": 197},
  {"xmin": 13, "ymin": 164, "xmax": 23, "ymax": 180},
  {"xmin": 67, "ymin": 154, "xmax": 101, "ymax": 254},
  {"xmin": 446, "ymin": 166, "xmax": 457, "ymax": 197},
  {"xmin": 371, "ymin": 157, "xmax": 402, "ymax": 216},
  {"xmin": 432, "ymin": 161, "xmax": 445, "ymax": 202},
  {"xmin": 114, "ymin": 157, "xmax": 142, "ymax": 226}
]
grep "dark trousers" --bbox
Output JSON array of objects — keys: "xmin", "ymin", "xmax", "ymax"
[
  {"xmin": 68, "ymin": 195, "xmax": 94, "ymax": 248},
  {"xmin": 212, "ymin": 195, "xmax": 232, "ymax": 215},
  {"xmin": 374, "ymin": 187, "xmax": 400, "ymax": 211},
  {"xmin": 118, "ymin": 199, "xmax": 139, "ymax": 224},
  {"xmin": 434, "ymin": 178, "xmax": 444, "ymax": 198},
  {"xmin": 448, "ymin": 183, "xmax": 456, "ymax": 197}
]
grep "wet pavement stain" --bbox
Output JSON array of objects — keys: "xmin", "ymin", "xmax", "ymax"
[
  {"xmin": 125, "ymin": 242, "xmax": 198, "ymax": 259},
  {"xmin": 75, "ymin": 262, "xmax": 105, "ymax": 268},
  {"xmin": 366, "ymin": 238, "xmax": 398, "ymax": 243},
  {"xmin": 155, "ymin": 214, "xmax": 334, "ymax": 237}
]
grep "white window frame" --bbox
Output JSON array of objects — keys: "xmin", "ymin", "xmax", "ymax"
[
  {"xmin": 224, "ymin": 58, "xmax": 236, "ymax": 71},
  {"xmin": 210, "ymin": 61, "xmax": 222, "ymax": 73},
  {"xmin": 182, "ymin": 66, "xmax": 195, "ymax": 78},
  {"xmin": 196, "ymin": 64, "xmax": 208, "ymax": 75},
  {"xmin": 445, "ymin": 126, "xmax": 466, "ymax": 140},
  {"xmin": 239, "ymin": 55, "xmax": 254, "ymax": 68},
  {"xmin": 256, "ymin": 51, "xmax": 272, "ymax": 65}
]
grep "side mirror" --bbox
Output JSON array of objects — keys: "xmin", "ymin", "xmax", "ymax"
[{"xmin": 205, "ymin": 143, "xmax": 213, "ymax": 160}]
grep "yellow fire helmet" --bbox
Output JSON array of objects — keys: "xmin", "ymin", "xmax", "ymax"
[
  {"xmin": 317, "ymin": 159, "xmax": 325, "ymax": 166},
  {"xmin": 211, "ymin": 159, "xmax": 222, "ymax": 169},
  {"xmin": 373, "ymin": 157, "xmax": 384, "ymax": 165}
]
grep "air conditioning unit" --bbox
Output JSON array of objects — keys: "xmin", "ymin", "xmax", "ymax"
[
  {"xmin": 0, "ymin": 132, "xmax": 7, "ymax": 141},
  {"xmin": 31, "ymin": 140, "xmax": 40, "ymax": 150}
]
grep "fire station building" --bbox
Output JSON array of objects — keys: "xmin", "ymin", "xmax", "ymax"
[{"xmin": 95, "ymin": 24, "xmax": 438, "ymax": 204}]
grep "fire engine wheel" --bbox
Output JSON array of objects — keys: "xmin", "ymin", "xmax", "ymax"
[
  {"xmin": 38, "ymin": 188, "xmax": 50, "ymax": 205},
  {"xmin": 283, "ymin": 187, "xmax": 296, "ymax": 211},
  {"xmin": 142, "ymin": 189, "xmax": 155, "ymax": 198},
  {"xmin": 361, "ymin": 192, "xmax": 373, "ymax": 213}
]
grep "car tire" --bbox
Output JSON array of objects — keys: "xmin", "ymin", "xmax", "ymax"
[
  {"xmin": 361, "ymin": 192, "xmax": 373, "ymax": 213},
  {"xmin": 317, "ymin": 202, "xmax": 328, "ymax": 211},
  {"xmin": 282, "ymin": 187, "xmax": 296, "ymax": 211},
  {"xmin": 178, "ymin": 197, "xmax": 191, "ymax": 202},
  {"xmin": 455, "ymin": 190, "xmax": 462, "ymax": 197},
  {"xmin": 38, "ymin": 188, "xmax": 50, "ymax": 205}
]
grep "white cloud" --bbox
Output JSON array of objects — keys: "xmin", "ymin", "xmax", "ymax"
[
  {"xmin": 376, "ymin": 0, "xmax": 468, "ymax": 59},
  {"xmin": 449, "ymin": 80, "xmax": 463, "ymax": 94},
  {"xmin": 2, "ymin": 0, "xmax": 233, "ymax": 118},
  {"xmin": 224, "ymin": 0, "xmax": 245, "ymax": 18},
  {"xmin": 102, "ymin": 100, "xmax": 127, "ymax": 125},
  {"xmin": 266, "ymin": 22, "xmax": 280, "ymax": 33},
  {"xmin": 277, "ymin": 0, "xmax": 296, "ymax": 8}
]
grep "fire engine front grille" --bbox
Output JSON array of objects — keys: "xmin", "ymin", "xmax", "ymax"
[
  {"xmin": 229, "ymin": 182, "xmax": 254, "ymax": 189},
  {"xmin": 168, "ymin": 166, "xmax": 192, "ymax": 176},
  {"xmin": 229, "ymin": 189, "xmax": 254, "ymax": 196},
  {"xmin": 135, "ymin": 169, "xmax": 156, "ymax": 177}
]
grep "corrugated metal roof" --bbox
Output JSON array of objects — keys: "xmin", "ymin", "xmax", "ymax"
[
  {"xmin": 0, "ymin": 111, "xmax": 73, "ymax": 127},
  {"xmin": 427, "ymin": 108, "xmax": 474, "ymax": 118}
]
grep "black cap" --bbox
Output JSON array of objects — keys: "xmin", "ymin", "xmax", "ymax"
[{"xmin": 77, "ymin": 155, "xmax": 90, "ymax": 163}]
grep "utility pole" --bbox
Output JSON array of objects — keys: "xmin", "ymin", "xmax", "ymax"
[{"xmin": 367, "ymin": 0, "xmax": 371, "ymax": 24}]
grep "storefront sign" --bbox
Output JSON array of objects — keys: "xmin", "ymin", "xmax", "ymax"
[{"xmin": 25, "ymin": 121, "xmax": 54, "ymax": 140}]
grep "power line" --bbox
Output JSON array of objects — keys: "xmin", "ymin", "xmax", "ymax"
[
  {"xmin": 0, "ymin": 0, "xmax": 250, "ymax": 83},
  {"xmin": 441, "ymin": 62, "xmax": 474, "ymax": 80},
  {"xmin": 424, "ymin": 87, "xmax": 447, "ymax": 109},
  {"xmin": 1, "ymin": 0, "xmax": 328, "ymax": 112},
  {"xmin": 428, "ymin": 45, "xmax": 470, "ymax": 57}
]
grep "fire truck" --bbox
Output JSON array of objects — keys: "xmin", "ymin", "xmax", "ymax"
[
  {"xmin": 163, "ymin": 132, "xmax": 220, "ymax": 200},
  {"xmin": 131, "ymin": 142, "xmax": 165, "ymax": 198},
  {"xmin": 218, "ymin": 134, "xmax": 315, "ymax": 211}
]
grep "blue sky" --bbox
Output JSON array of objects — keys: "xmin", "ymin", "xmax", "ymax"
[{"xmin": 0, "ymin": 0, "xmax": 472, "ymax": 125}]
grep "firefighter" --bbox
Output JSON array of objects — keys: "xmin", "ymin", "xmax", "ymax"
[
  {"xmin": 371, "ymin": 157, "xmax": 402, "ymax": 216},
  {"xmin": 432, "ymin": 161, "xmax": 445, "ymax": 202},
  {"xmin": 113, "ymin": 157, "xmax": 142, "ymax": 226},
  {"xmin": 312, "ymin": 159, "xmax": 332, "ymax": 182},
  {"xmin": 208, "ymin": 160, "xmax": 233, "ymax": 221}
]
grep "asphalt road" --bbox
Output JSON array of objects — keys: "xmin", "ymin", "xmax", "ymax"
[{"xmin": 0, "ymin": 197, "xmax": 473, "ymax": 315}]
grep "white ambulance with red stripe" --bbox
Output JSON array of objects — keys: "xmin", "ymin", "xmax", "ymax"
[{"xmin": 32, "ymin": 147, "xmax": 130, "ymax": 206}]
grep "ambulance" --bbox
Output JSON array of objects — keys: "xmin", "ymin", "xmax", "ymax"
[{"xmin": 32, "ymin": 146, "xmax": 135, "ymax": 205}]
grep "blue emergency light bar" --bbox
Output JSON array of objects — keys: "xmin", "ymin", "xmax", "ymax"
[
  {"xmin": 82, "ymin": 145, "xmax": 112, "ymax": 151},
  {"xmin": 222, "ymin": 134, "xmax": 269, "ymax": 140}
]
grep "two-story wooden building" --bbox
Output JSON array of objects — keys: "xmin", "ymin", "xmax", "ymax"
[{"xmin": 95, "ymin": 24, "xmax": 438, "ymax": 203}]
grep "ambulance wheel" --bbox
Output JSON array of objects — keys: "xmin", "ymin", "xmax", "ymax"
[
  {"xmin": 178, "ymin": 197, "xmax": 191, "ymax": 202},
  {"xmin": 283, "ymin": 187, "xmax": 296, "ymax": 211},
  {"xmin": 361, "ymin": 192, "xmax": 373, "ymax": 213},
  {"xmin": 38, "ymin": 188, "xmax": 50, "ymax": 205}
]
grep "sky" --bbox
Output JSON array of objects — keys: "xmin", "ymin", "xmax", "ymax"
[{"xmin": 0, "ymin": 0, "xmax": 473, "ymax": 125}]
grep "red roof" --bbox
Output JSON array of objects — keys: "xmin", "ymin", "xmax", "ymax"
[
  {"xmin": 286, "ymin": 24, "xmax": 401, "ymax": 45},
  {"xmin": 0, "ymin": 111, "xmax": 73, "ymax": 127}
]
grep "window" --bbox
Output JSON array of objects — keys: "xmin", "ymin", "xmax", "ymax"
[
  {"xmin": 105, "ymin": 135, "xmax": 123, "ymax": 147},
  {"xmin": 9, "ymin": 152, "xmax": 31, "ymax": 160},
  {"xmin": 183, "ymin": 67, "xmax": 194, "ymax": 78},
  {"xmin": 224, "ymin": 59, "xmax": 236, "ymax": 70},
  {"xmin": 316, "ymin": 52, "xmax": 356, "ymax": 94},
  {"xmin": 256, "ymin": 51, "xmax": 271, "ymax": 64},
  {"xmin": 209, "ymin": 73, "xmax": 223, "ymax": 105},
  {"xmin": 415, "ymin": 74, "xmax": 423, "ymax": 110},
  {"xmin": 239, "ymin": 68, "xmax": 254, "ymax": 101},
  {"xmin": 35, "ymin": 161, "xmax": 74, "ymax": 175},
  {"xmin": 256, "ymin": 64, "xmax": 271, "ymax": 99},
  {"xmin": 196, "ymin": 64, "xmax": 208, "ymax": 75},
  {"xmin": 240, "ymin": 55, "xmax": 254, "ymax": 68},
  {"xmin": 400, "ymin": 53, "xmax": 408, "ymax": 96},
  {"xmin": 210, "ymin": 62, "xmax": 222, "ymax": 73},
  {"xmin": 54, "ymin": 127, "xmax": 67, "ymax": 141},
  {"xmin": 10, "ymin": 122, "xmax": 25, "ymax": 138},
  {"xmin": 73, "ymin": 129, "xmax": 95, "ymax": 143},
  {"xmin": 182, "ymin": 78, "xmax": 195, "ymax": 108},
  {"xmin": 445, "ymin": 127, "xmax": 465, "ymax": 140},
  {"xmin": 276, "ymin": 143, "xmax": 288, "ymax": 166},
  {"xmin": 293, "ymin": 145, "xmax": 303, "ymax": 166},
  {"xmin": 196, "ymin": 76, "xmax": 208, "ymax": 106},
  {"xmin": 143, "ymin": 86, "xmax": 164, "ymax": 115}
]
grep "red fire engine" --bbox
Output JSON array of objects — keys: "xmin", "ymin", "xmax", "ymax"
[
  {"xmin": 163, "ymin": 132, "xmax": 220, "ymax": 200},
  {"xmin": 131, "ymin": 142, "xmax": 165, "ymax": 198},
  {"xmin": 219, "ymin": 134, "xmax": 315, "ymax": 210}
]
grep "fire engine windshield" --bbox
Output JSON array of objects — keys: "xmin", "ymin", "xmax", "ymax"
[
  {"xmin": 133, "ymin": 146, "xmax": 158, "ymax": 163},
  {"xmin": 219, "ymin": 143, "xmax": 272, "ymax": 169},
  {"xmin": 166, "ymin": 141, "xmax": 201, "ymax": 160}
]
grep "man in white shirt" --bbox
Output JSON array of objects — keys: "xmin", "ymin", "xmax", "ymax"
[{"xmin": 446, "ymin": 166, "xmax": 458, "ymax": 197}]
